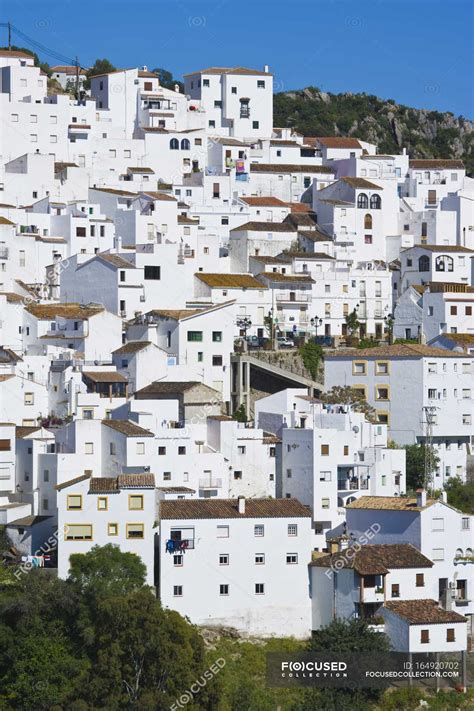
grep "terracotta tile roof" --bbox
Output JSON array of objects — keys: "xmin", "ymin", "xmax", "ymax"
[
  {"xmin": 148, "ymin": 308, "xmax": 204, "ymax": 320},
  {"xmin": 230, "ymin": 221, "xmax": 295, "ymax": 233},
  {"xmin": 0, "ymin": 374, "xmax": 15, "ymax": 383},
  {"xmin": 210, "ymin": 136, "xmax": 254, "ymax": 146},
  {"xmin": 240, "ymin": 196, "xmax": 287, "ymax": 207},
  {"xmin": 283, "ymin": 213, "xmax": 319, "ymax": 228},
  {"xmin": 83, "ymin": 371, "xmax": 127, "ymax": 383},
  {"xmin": 326, "ymin": 344, "xmax": 471, "ymax": 359},
  {"xmin": 127, "ymin": 166, "xmax": 155, "ymax": 174},
  {"xmin": 345, "ymin": 496, "xmax": 437, "ymax": 512},
  {"xmin": 409, "ymin": 159, "xmax": 464, "ymax": 170},
  {"xmin": 134, "ymin": 380, "xmax": 201, "ymax": 396},
  {"xmin": 0, "ymin": 347, "xmax": 23, "ymax": 363},
  {"xmin": 250, "ymin": 163, "xmax": 335, "ymax": 174},
  {"xmin": 412, "ymin": 244, "xmax": 473, "ymax": 253},
  {"xmin": 98, "ymin": 253, "xmax": 135, "ymax": 269},
  {"xmin": 51, "ymin": 65, "xmax": 87, "ymax": 74},
  {"xmin": 112, "ymin": 341, "xmax": 152, "ymax": 355},
  {"xmin": 68, "ymin": 124, "xmax": 91, "ymax": 130},
  {"xmin": 286, "ymin": 202, "xmax": 313, "ymax": 213},
  {"xmin": 437, "ymin": 333, "xmax": 474, "ymax": 345},
  {"xmin": 270, "ymin": 140, "xmax": 302, "ymax": 147},
  {"xmin": 101, "ymin": 419, "xmax": 154, "ymax": 437},
  {"xmin": 54, "ymin": 162, "xmax": 79, "ymax": 172},
  {"xmin": 55, "ymin": 473, "xmax": 91, "ymax": 491},
  {"xmin": 0, "ymin": 216, "xmax": 16, "ymax": 226},
  {"xmin": 428, "ymin": 282, "xmax": 474, "ymax": 293},
  {"xmin": 184, "ymin": 66, "xmax": 271, "ymax": 76},
  {"xmin": 142, "ymin": 191, "xmax": 177, "ymax": 201},
  {"xmin": 250, "ymin": 255, "xmax": 290, "ymax": 264},
  {"xmin": 16, "ymin": 426, "xmax": 40, "ymax": 439},
  {"xmin": 91, "ymin": 187, "xmax": 138, "ymax": 197},
  {"xmin": 383, "ymin": 599, "xmax": 467, "ymax": 625},
  {"xmin": 177, "ymin": 215, "xmax": 199, "ymax": 225},
  {"xmin": 0, "ymin": 49, "xmax": 34, "ymax": 58},
  {"xmin": 138, "ymin": 70, "xmax": 159, "ymax": 78},
  {"xmin": 157, "ymin": 486, "xmax": 196, "ymax": 493},
  {"xmin": 160, "ymin": 497, "xmax": 312, "ymax": 519},
  {"xmin": 207, "ymin": 415, "xmax": 233, "ymax": 421},
  {"xmin": 283, "ymin": 251, "xmax": 334, "ymax": 260},
  {"xmin": 89, "ymin": 474, "xmax": 155, "ymax": 492},
  {"xmin": 313, "ymin": 137, "xmax": 362, "ymax": 149},
  {"xmin": 340, "ymin": 177, "xmax": 383, "ymax": 190},
  {"xmin": 195, "ymin": 273, "xmax": 267, "ymax": 289},
  {"xmin": 319, "ymin": 198, "xmax": 354, "ymax": 206},
  {"xmin": 310, "ymin": 544, "xmax": 433, "ymax": 575},
  {"xmin": 259, "ymin": 272, "xmax": 315, "ymax": 284},
  {"xmin": 297, "ymin": 229, "xmax": 333, "ymax": 242},
  {"xmin": 25, "ymin": 303, "xmax": 104, "ymax": 319}
]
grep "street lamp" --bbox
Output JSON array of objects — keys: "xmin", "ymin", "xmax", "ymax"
[
  {"xmin": 236, "ymin": 316, "xmax": 252, "ymax": 340},
  {"xmin": 310, "ymin": 316, "xmax": 323, "ymax": 341}
]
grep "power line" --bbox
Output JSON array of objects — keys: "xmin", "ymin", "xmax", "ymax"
[{"xmin": 0, "ymin": 22, "xmax": 85, "ymax": 69}]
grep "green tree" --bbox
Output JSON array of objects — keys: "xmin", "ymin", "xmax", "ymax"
[
  {"xmin": 403, "ymin": 443, "xmax": 439, "ymax": 491},
  {"xmin": 345, "ymin": 309, "xmax": 360, "ymax": 337},
  {"xmin": 298, "ymin": 341, "xmax": 323, "ymax": 380},
  {"xmin": 445, "ymin": 477, "xmax": 474, "ymax": 514},
  {"xmin": 68, "ymin": 543, "xmax": 147, "ymax": 596},
  {"xmin": 151, "ymin": 67, "xmax": 183, "ymax": 92},
  {"xmin": 0, "ymin": 46, "xmax": 51, "ymax": 75},
  {"xmin": 293, "ymin": 619, "xmax": 391, "ymax": 711},
  {"xmin": 232, "ymin": 403, "xmax": 247, "ymax": 423},
  {"xmin": 320, "ymin": 385, "xmax": 376, "ymax": 422},
  {"xmin": 85, "ymin": 58, "xmax": 116, "ymax": 88}
]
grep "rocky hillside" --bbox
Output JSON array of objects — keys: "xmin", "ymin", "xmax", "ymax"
[{"xmin": 274, "ymin": 87, "xmax": 473, "ymax": 174}]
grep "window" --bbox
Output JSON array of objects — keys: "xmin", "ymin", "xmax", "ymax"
[
  {"xmin": 50, "ymin": 135, "xmax": 57, "ymax": 144},
  {"xmin": 83, "ymin": 409, "xmax": 93, "ymax": 420},
  {"xmin": 85, "ymin": 442, "xmax": 94, "ymax": 455},
  {"xmin": 219, "ymin": 554, "xmax": 229, "ymax": 565},
  {"xmin": 24, "ymin": 392, "xmax": 34, "ymax": 405},
  {"xmin": 255, "ymin": 583, "xmax": 265, "ymax": 595},
  {"xmin": 435, "ymin": 255, "xmax": 454, "ymax": 272},
  {"xmin": 286, "ymin": 468, "xmax": 292, "ymax": 479},
  {"xmin": 450, "ymin": 305, "xmax": 457, "ymax": 315},
  {"xmin": 376, "ymin": 361, "xmax": 389, "ymax": 375},
  {"xmin": 42, "ymin": 469, "xmax": 49, "ymax": 482},
  {"xmin": 321, "ymin": 498, "xmax": 330, "ymax": 509},
  {"xmin": 144, "ymin": 265, "xmax": 161, "ymax": 280},
  {"xmin": 257, "ymin": 80, "xmax": 265, "ymax": 88},
  {"xmin": 197, "ymin": 352, "xmax": 203, "ymax": 362},
  {"xmin": 375, "ymin": 386, "xmax": 389, "ymax": 401},
  {"xmin": 163, "ymin": 472, "xmax": 171, "ymax": 481},
  {"xmin": 108, "ymin": 523, "xmax": 118, "ymax": 536},
  {"xmin": 203, "ymin": 79, "xmax": 210, "ymax": 87},
  {"xmin": 321, "ymin": 444, "xmax": 330, "ymax": 456},
  {"xmin": 11, "ymin": 113, "xmax": 18, "ymax": 122},
  {"xmin": 370, "ymin": 194, "xmax": 381, "ymax": 209},
  {"xmin": 67, "ymin": 495, "xmax": 82, "ymax": 510},
  {"xmin": 237, "ymin": 446, "xmax": 246, "ymax": 455},
  {"xmin": 76, "ymin": 226, "xmax": 86, "ymax": 237},
  {"xmin": 158, "ymin": 446, "xmax": 166, "ymax": 456},
  {"xmin": 462, "ymin": 517, "xmax": 470, "ymax": 530},
  {"xmin": 357, "ymin": 194, "xmax": 368, "ymax": 209},
  {"xmin": 181, "ymin": 139, "xmax": 190, "ymax": 150},
  {"xmin": 170, "ymin": 138, "xmax": 179, "ymax": 150},
  {"xmin": 432, "ymin": 517, "xmax": 444, "ymax": 531},
  {"xmin": 217, "ymin": 526, "xmax": 229, "ymax": 538},
  {"xmin": 208, "ymin": 120, "xmax": 215, "ymax": 128},
  {"xmin": 173, "ymin": 585, "xmax": 183, "ymax": 596},
  {"xmin": 391, "ymin": 583, "xmax": 400, "ymax": 598},
  {"xmin": 212, "ymin": 355, "xmax": 223, "ymax": 366},
  {"xmin": 364, "ymin": 214, "xmax": 372, "ymax": 229},
  {"xmin": 30, "ymin": 134, "xmax": 38, "ymax": 143},
  {"xmin": 364, "ymin": 235, "xmax": 373, "ymax": 244},
  {"xmin": 212, "ymin": 331, "xmax": 222, "ymax": 342},
  {"xmin": 187, "ymin": 330, "xmax": 203, "ymax": 342},
  {"xmin": 466, "ymin": 306, "xmax": 472, "ymax": 316},
  {"xmin": 0, "ymin": 440, "xmax": 11, "ymax": 452},
  {"xmin": 178, "ymin": 446, "xmax": 186, "ymax": 456},
  {"xmin": 255, "ymin": 553, "xmax": 265, "ymax": 565},
  {"xmin": 288, "ymin": 524, "xmax": 298, "ymax": 536},
  {"xmin": 252, "ymin": 121, "xmax": 259, "ymax": 129},
  {"xmin": 173, "ymin": 554, "xmax": 183, "ymax": 566},
  {"xmin": 416, "ymin": 573, "xmax": 424, "ymax": 587},
  {"xmin": 240, "ymin": 98, "xmax": 250, "ymax": 118},
  {"xmin": 219, "ymin": 583, "xmax": 229, "ymax": 595},
  {"xmin": 446, "ymin": 628, "xmax": 455, "ymax": 642},
  {"xmin": 129, "ymin": 494, "xmax": 144, "ymax": 510},
  {"xmin": 254, "ymin": 525, "xmax": 264, "ymax": 537},
  {"xmin": 97, "ymin": 497, "xmax": 108, "ymax": 511},
  {"xmin": 353, "ymin": 361, "xmax": 367, "ymax": 375},
  {"xmin": 65, "ymin": 524, "xmax": 92, "ymax": 541},
  {"xmin": 136, "ymin": 442, "xmax": 145, "ymax": 455},
  {"xmin": 109, "ymin": 442, "xmax": 116, "ymax": 455},
  {"xmin": 320, "ymin": 471, "xmax": 332, "ymax": 482},
  {"xmin": 286, "ymin": 553, "xmax": 298, "ymax": 564},
  {"xmin": 126, "ymin": 523, "xmax": 144, "ymax": 539},
  {"xmin": 432, "ymin": 548, "xmax": 445, "ymax": 560},
  {"xmin": 108, "ymin": 149, "xmax": 116, "ymax": 158},
  {"xmin": 420, "ymin": 630, "xmax": 429, "ymax": 644}
]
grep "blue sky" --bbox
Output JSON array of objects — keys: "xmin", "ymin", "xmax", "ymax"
[{"xmin": 3, "ymin": 0, "xmax": 473, "ymax": 117}]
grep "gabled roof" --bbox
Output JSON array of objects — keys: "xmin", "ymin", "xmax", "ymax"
[
  {"xmin": 134, "ymin": 381, "xmax": 219, "ymax": 397},
  {"xmin": 230, "ymin": 221, "xmax": 295, "ymax": 233},
  {"xmin": 55, "ymin": 473, "xmax": 92, "ymax": 491},
  {"xmin": 409, "ymin": 159, "xmax": 464, "ymax": 170},
  {"xmin": 184, "ymin": 66, "xmax": 271, "ymax": 77},
  {"xmin": 112, "ymin": 341, "xmax": 152, "ymax": 355},
  {"xmin": 412, "ymin": 244, "xmax": 473, "ymax": 253},
  {"xmin": 98, "ymin": 253, "xmax": 135, "ymax": 269},
  {"xmin": 90, "ymin": 187, "xmax": 138, "ymax": 197},
  {"xmin": 250, "ymin": 163, "xmax": 335, "ymax": 174},
  {"xmin": 345, "ymin": 495, "xmax": 437, "ymax": 512},
  {"xmin": 326, "ymin": 344, "xmax": 471, "ymax": 359},
  {"xmin": 195, "ymin": 273, "xmax": 266, "ymax": 289},
  {"xmin": 102, "ymin": 419, "xmax": 154, "ymax": 437},
  {"xmin": 25, "ymin": 303, "xmax": 104, "ymax": 320},
  {"xmin": 82, "ymin": 371, "xmax": 127, "ymax": 383},
  {"xmin": 127, "ymin": 166, "xmax": 155, "ymax": 174},
  {"xmin": 0, "ymin": 216, "xmax": 15, "ymax": 226},
  {"xmin": 141, "ymin": 191, "xmax": 177, "ymax": 202},
  {"xmin": 383, "ymin": 599, "xmax": 466, "ymax": 625},
  {"xmin": 313, "ymin": 137, "xmax": 362, "ymax": 149},
  {"xmin": 258, "ymin": 272, "xmax": 315, "ymax": 284},
  {"xmin": 160, "ymin": 497, "xmax": 311, "ymax": 520},
  {"xmin": 310, "ymin": 544, "xmax": 433, "ymax": 575},
  {"xmin": 340, "ymin": 176, "xmax": 383, "ymax": 190},
  {"xmin": 89, "ymin": 474, "xmax": 155, "ymax": 492},
  {"xmin": 239, "ymin": 196, "xmax": 287, "ymax": 207},
  {"xmin": 0, "ymin": 347, "xmax": 23, "ymax": 363}
]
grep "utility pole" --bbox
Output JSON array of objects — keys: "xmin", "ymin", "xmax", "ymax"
[
  {"xmin": 8, "ymin": 21, "xmax": 12, "ymax": 51},
  {"xmin": 423, "ymin": 405, "xmax": 437, "ymax": 492},
  {"xmin": 75, "ymin": 55, "xmax": 80, "ymax": 100}
]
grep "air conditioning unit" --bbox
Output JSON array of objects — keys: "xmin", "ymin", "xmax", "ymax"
[
  {"xmin": 140, "ymin": 295, "xmax": 146, "ymax": 302},
  {"xmin": 143, "ymin": 466, "xmax": 150, "ymax": 472}
]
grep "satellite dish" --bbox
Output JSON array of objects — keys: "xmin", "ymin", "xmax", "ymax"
[{"xmin": 352, "ymin": 425, "xmax": 359, "ymax": 433}]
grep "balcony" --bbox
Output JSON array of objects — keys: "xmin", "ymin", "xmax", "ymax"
[
  {"xmin": 0, "ymin": 247, "xmax": 8, "ymax": 259},
  {"xmin": 275, "ymin": 293, "xmax": 311, "ymax": 303},
  {"xmin": 166, "ymin": 538, "xmax": 195, "ymax": 552},
  {"xmin": 199, "ymin": 478, "xmax": 222, "ymax": 489}
]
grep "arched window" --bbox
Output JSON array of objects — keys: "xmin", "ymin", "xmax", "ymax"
[
  {"xmin": 418, "ymin": 255, "xmax": 430, "ymax": 272},
  {"xmin": 370, "ymin": 194, "xmax": 381, "ymax": 209},
  {"xmin": 357, "ymin": 193, "xmax": 368, "ymax": 209},
  {"xmin": 466, "ymin": 548, "xmax": 473, "ymax": 558},
  {"xmin": 169, "ymin": 138, "xmax": 179, "ymax": 150},
  {"xmin": 455, "ymin": 548, "xmax": 463, "ymax": 559},
  {"xmin": 364, "ymin": 213, "xmax": 372, "ymax": 229},
  {"xmin": 180, "ymin": 138, "xmax": 190, "ymax": 150},
  {"xmin": 435, "ymin": 255, "xmax": 454, "ymax": 272}
]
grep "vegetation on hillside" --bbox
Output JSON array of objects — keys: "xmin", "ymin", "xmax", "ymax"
[{"xmin": 274, "ymin": 88, "xmax": 473, "ymax": 175}]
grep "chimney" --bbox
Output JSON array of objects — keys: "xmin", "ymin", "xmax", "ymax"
[
  {"xmin": 416, "ymin": 488, "xmax": 427, "ymax": 507},
  {"xmin": 142, "ymin": 65, "xmax": 148, "ymax": 72},
  {"xmin": 264, "ymin": 64, "xmax": 269, "ymax": 74},
  {"xmin": 238, "ymin": 496, "xmax": 245, "ymax": 514},
  {"xmin": 174, "ymin": 83, "xmax": 180, "ymax": 93}
]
